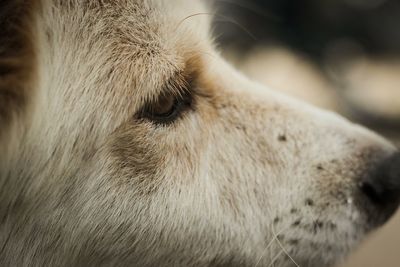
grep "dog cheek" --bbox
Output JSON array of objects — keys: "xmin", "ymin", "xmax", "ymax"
[{"xmin": 108, "ymin": 125, "xmax": 165, "ymax": 196}]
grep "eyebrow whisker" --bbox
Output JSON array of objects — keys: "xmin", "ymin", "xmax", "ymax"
[{"xmin": 176, "ymin": 12, "xmax": 215, "ymax": 30}]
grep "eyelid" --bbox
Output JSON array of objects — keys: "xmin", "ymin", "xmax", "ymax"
[
  {"xmin": 137, "ymin": 74, "xmax": 194, "ymax": 125},
  {"xmin": 164, "ymin": 71, "xmax": 192, "ymax": 97}
]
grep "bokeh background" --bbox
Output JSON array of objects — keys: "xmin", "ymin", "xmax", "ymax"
[{"xmin": 212, "ymin": 0, "xmax": 400, "ymax": 266}]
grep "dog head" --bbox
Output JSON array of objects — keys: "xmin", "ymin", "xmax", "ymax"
[{"xmin": 0, "ymin": 1, "xmax": 399, "ymax": 266}]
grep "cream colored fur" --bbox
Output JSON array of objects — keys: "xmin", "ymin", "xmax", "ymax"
[{"xmin": 0, "ymin": 1, "xmax": 397, "ymax": 266}]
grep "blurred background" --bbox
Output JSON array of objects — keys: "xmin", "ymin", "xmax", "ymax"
[{"xmin": 212, "ymin": 0, "xmax": 400, "ymax": 266}]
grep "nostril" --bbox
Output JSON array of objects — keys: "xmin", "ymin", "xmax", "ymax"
[
  {"xmin": 359, "ymin": 152, "xmax": 400, "ymax": 212},
  {"xmin": 352, "ymin": 152, "xmax": 400, "ymax": 226},
  {"xmin": 359, "ymin": 181, "xmax": 386, "ymax": 205}
]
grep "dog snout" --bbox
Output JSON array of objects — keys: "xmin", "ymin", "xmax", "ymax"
[{"xmin": 359, "ymin": 152, "xmax": 400, "ymax": 224}]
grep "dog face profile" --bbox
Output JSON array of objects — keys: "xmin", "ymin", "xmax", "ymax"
[{"xmin": 1, "ymin": 1, "xmax": 399, "ymax": 266}]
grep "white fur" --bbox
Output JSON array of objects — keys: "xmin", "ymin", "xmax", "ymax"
[{"xmin": 0, "ymin": 1, "xmax": 396, "ymax": 266}]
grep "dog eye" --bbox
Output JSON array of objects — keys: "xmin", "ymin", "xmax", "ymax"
[{"xmin": 139, "ymin": 91, "xmax": 192, "ymax": 125}]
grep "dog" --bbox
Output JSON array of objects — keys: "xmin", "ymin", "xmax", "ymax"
[{"xmin": 0, "ymin": 1, "xmax": 399, "ymax": 266}]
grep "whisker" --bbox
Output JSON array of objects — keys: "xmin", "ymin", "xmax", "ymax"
[
  {"xmin": 268, "ymin": 249, "xmax": 284, "ymax": 267},
  {"xmin": 254, "ymin": 224, "xmax": 289, "ymax": 267},
  {"xmin": 176, "ymin": 12, "xmax": 257, "ymax": 41},
  {"xmin": 176, "ymin": 12, "xmax": 214, "ymax": 30},
  {"xmin": 213, "ymin": 14, "xmax": 257, "ymax": 41},
  {"xmin": 215, "ymin": 0, "xmax": 280, "ymax": 22},
  {"xmin": 272, "ymin": 225, "xmax": 300, "ymax": 267}
]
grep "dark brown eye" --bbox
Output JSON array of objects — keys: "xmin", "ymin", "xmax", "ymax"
[{"xmin": 139, "ymin": 91, "xmax": 192, "ymax": 125}]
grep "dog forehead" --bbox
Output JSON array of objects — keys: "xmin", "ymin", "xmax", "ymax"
[
  {"xmin": 97, "ymin": 0, "xmax": 212, "ymax": 98},
  {"xmin": 81, "ymin": 0, "xmax": 211, "ymax": 35},
  {"xmin": 40, "ymin": 0, "xmax": 212, "ymax": 94},
  {"xmin": 45, "ymin": 0, "xmax": 211, "ymax": 46},
  {"xmin": 108, "ymin": 0, "xmax": 212, "ymax": 51},
  {"xmin": 86, "ymin": 0, "xmax": 211, "ymax": 78}
]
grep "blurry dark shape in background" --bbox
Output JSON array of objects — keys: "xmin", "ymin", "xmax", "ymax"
[
  {"xmin": 214, "ymin": 0, "xmax": 400, "ymax": 59},
  {"xmin": 213, "ymin": 0, "xmax": 400, "ymax": 144}
]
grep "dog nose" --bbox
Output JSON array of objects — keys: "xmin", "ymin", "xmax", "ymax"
[{"xmin": 359, "ymin": 153, "xmax": 400, "ymax": 223}]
